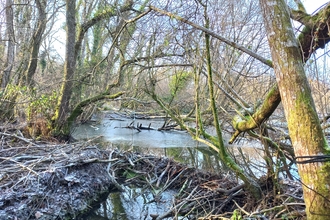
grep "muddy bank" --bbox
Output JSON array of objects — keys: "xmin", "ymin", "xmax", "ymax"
[{"xmin": 0, "ymin": 131, "xmax": 305, "ymax": 219}]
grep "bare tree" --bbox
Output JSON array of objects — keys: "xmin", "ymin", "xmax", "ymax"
[
  {"xmin": 23, "ymin": 0, "xmax": 47, "ymax": 87},
  {"xmin": 1, "ymin": 0, "xmax": 15, "ymax": 88},
  {"xmin": 53, "ymin": 0, "xmax": 141, "ymax": 134}
]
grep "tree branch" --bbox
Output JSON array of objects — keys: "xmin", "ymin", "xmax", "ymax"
[
  {"xmin": 75, "ymin": 2, "xmax": 133, "ymax": 60},
  {"xmin": 149, "ymin": 6, "xmax": 273, "ymax": 68}
]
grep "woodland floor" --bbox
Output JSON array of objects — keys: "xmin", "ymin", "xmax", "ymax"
[{"xmin": 0, "ymin": 130, "xmax": 306, "ymax": 220}]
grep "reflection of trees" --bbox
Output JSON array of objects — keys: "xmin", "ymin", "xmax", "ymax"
[{"xmin": 109, "ymin": 192, "xmax": 128, "ymax": 220}]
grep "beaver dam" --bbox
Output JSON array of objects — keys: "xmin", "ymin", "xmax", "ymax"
[{"xmin": 0, "ymin": 131, "xmax": 305, "ymax": 220}]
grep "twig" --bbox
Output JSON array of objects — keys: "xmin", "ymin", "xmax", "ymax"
[
  {"xmin": 215, "ymin": 183, "xmax": 245, "ymax": 195},
  {"xmin": 161, "ymin": 167, "xmax": 187, "ymax": 193},
  {"xmin": 107, "ymin": 151, "xmax": 126, "ymax": 192},
  {"xmin": 233, "ymin": 200, "xmax": 250, "ymax": 216},
  {"xmin": 219, "ymin": 189, "xmax": 243, "ymax": 212},
  {"xmin": 156, "ymin": 161, "xmax": 171, "ymax": 187},
  {"xmin": 155, "ymin": 186, "xmax": 199, "ymax": 220},
  {"xmin": 80, "ymin": 158, "xmax": 118, "ymax": 164},
  {"xmin": 249, "ymin": 203, "xmax": 305, "ymax": 217},
  {"xmin": 2, "ymin": 157, "xmax": 39, "ymax": 176},
  {"xmin": 0, "ymin": 132, "xmax": 38, "ymax": 146}
]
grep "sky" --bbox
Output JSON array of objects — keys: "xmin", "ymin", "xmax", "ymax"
[
  {"xmin": 303, "ymin": 0, "xmax": 330, "ymax": 13},
  {"xmin": 49, "ymin": 0, "xmax": 330, "ymax": 60}
]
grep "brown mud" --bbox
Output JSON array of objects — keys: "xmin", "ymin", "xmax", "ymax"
[{"xmin": 0, "ymin": 131, "xmax": 305, "ymax": 220}]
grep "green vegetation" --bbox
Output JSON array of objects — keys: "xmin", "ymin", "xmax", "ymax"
[{"xmin": 169, "ymin": 71, "xmax": 191, "ymax": 96}]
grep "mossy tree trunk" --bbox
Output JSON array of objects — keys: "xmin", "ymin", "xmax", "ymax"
[
  {"xmin": 66, "ymin": 91, "xmax": 124, "ymax": 129},
  {"xmin": 202, "ymin": 3, "xmax": 262, "ymax": 199},
  {"xmin": 52, "ymin": 1, "xmax": 140, "ymax": 137},
  {"xmin": 260, "ymin": 0, "xmax": 330, "ymax": 219},
  {"xmin": 53, "ymin": 0, "xmax": 76, "ymax": 134}
]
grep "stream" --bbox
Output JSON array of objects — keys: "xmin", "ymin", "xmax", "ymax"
[{"xmin": 71, "ymin": 113, "xmax": 267, "ymax": 220}]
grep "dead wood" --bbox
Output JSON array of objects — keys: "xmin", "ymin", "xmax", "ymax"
[{"xmin": 0, "ymin": 131, "xmax": 306, "ymax": 219}]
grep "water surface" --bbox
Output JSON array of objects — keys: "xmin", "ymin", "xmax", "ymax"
[
  {"xmin": 72, "ymin": 118, "xmax": 207, "ymax": 148},
  {"xmin": 72, "ymin": 115, "xmax": 269, "ymax": 220}
]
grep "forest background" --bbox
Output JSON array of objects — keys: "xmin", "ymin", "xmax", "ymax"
[{"xmin": 1, "ymin": 0, "xmax": 330, "ymax": 219}]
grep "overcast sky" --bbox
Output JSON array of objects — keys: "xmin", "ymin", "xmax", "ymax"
[{"xmin": 303, "ymin": 0, "xmax": 329, "ymax": 13}]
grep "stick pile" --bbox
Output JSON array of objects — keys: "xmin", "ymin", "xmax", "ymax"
[{"xmin": 0, "ymin": 131, "xmax": 305, "ymax": 219}]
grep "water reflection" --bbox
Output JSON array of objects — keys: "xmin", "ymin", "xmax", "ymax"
[
  {"xmin": 87, "ymin": 187, "xmax": 176, "ymax": 220},
  {"xmin": 72, "ymin": 118, "xmax": 205, "ymax": 148},
  {"xmin": 72, "ymin": 118, "xmax": 266, "ymax": 174},
  {"xmin": 73, "ymin": 117, "xmax": 269, "ymax": 219}
]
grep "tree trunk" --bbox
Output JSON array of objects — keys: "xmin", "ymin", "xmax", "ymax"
[
  {"xmin": 150, "ymin": 5, "xmax": 330, "ymax": 145},
  {"xmin": 53, "ymin": 0, "xmax": 136, "ymax": 136},
  {"xmin": 54, "ymin": 0, "xmax": 76, "ymax": 133},
  {"xmin": 24, "ymin": 0, "xmax": 47, "ymax": 87},
  {"xmin": 2, "ymin": 0, "xmax": 15, "ymax": 88},
  {"xmin": 260, "ymin": 0, "xmax": 330, "ymax": 219}
]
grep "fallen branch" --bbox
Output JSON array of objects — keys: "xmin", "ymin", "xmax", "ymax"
[
  {"xmin": 0, "ymin": 132, "xmax": 38, "ymax": 146},
  {"xmin": 107, "ymin": 150, "xmax": 126, "ymax": 192},
  {"xmin": 249, "ymin": 203, "xmax": 305, "ymax": 217},
  {"xmin": 155, "ymin": 186, "xmax": 199, "ymax": 220}
]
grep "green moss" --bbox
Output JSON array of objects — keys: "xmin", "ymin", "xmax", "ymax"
[
  {"xmin": 297, "ymin": 26, "xmax": 312, "ymax": 42},
  {"xmin": 266, "ymin": 59, "xmax": 273, "ymax": 67},
  {"xmin": 301, "ymin": 161, "xmax": 330, "ymax": 218},
  {"xmin": 169, "ymin": 71, "xmax": 191, "ymax": 96},
  {"xmin": 93, "ymin": 5, "xmax": 115, "ymax": 18}
]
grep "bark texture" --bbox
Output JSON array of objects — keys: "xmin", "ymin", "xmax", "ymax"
[
  {"xmin": 2, "ymin": 0, "xmax": 15, "ymax": 88},
  {"xmin": 24, "ymin": 0, "xmax": 47, "ymax": 87},
  {"xmin": 231, "ymin": 3, "xmax": 330, "ymax": 141},
  {"xmin": 54, "ymin": 0, "xmax": 76, "ymax": 132},
  {"xmin": 260, "ymin": 0, "xmax": 330, "ymax": 219}
]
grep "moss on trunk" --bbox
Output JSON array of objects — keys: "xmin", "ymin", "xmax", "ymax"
[
  {"xmin": 260, "ymin": 0, "xmax": 330, "ymax": 218},
  {"xmin": 53, "ymin": 91, "xmax": 124, "ymax": 137}
]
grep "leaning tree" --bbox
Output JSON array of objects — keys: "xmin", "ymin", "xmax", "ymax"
[
  {"xmin": 148, "ymin": 0, "xmax": 330, "ymax": 217},
  {"xmin": 260, "ymin": 0, "xmax": 330, "ymax": 218}
]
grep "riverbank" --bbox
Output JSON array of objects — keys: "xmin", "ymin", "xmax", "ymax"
[{"xmin": 0, "ymin": 131, "xmax": 305, "ymax": 219}]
